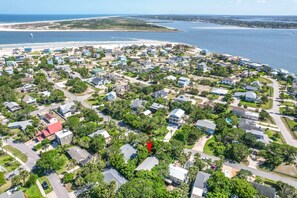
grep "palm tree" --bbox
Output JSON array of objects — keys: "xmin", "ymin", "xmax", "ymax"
[
  {"xmin": 19, "ymin": 168, "xmax": 29, "ymax": 186},
  {"xmin": 11, "ymin": 175, "xmax": 21, "ymax": 187},
  {"xmin": 66, "ymin": 159, "xmax": 77, "ymax": 171},
  {"xmin": 74, "ymin": 101, "xmax": 82, "ymax": 111}
]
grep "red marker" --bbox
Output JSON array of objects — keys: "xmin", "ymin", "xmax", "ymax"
[{"xmin": 147, "ymin": 141, "xmax": 153, "ymax": 153}]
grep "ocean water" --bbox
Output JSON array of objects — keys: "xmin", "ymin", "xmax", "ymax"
[{"xmin": 0, "ymin": 15, "xmax": 297, "ymax": 73}]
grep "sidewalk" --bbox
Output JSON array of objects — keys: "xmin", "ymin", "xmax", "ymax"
[{"xmin": 0, "ymin": 146, "xmax": 46, "ymax": 197}]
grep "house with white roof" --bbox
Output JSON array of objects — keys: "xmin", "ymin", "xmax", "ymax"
[
  {"xmin": 106, "ymin": 91, "xmax": 117, "ymax": 101},
  {"xmin": 165, "ymin": 75, "xmax": 177, "ymax": 81},
  {"xmin": 221, "ymin": 78, "xmax": 237, "ymax": 86},
  {"xmin": 234, "ymin": 91, "xmax": 258, "ymax": 102},
  {"xmin": 178, "ymin": 77, "xmax": 191, "ymax": 88},
  {"xmin": 57, "ymin": 102, "xmax": 76, "ymax": 118},
  {"xmin": 169, "ymin": 109, "xmax": 185, "ymax": 125},
  {"xmin": 167, "ymin": 164, "xmax": 188, "ymax": 185},
  {"xmin": 88, "ymin": 129, "xmax": 111, "ymax": 144},
  {"xmin": 22, "ymin": 95, "xmax": 36, "ymax": 104},
  {"xmin": 120, "ymin": 144, "xmax": 137, "ymax": 163},
  {"xmin": 211, "ymin": 88, "xmax": 229, "ymax": 96},
  {"xmin": 56, "ymin": 129, "xmax": 73, "ymax": 145}
]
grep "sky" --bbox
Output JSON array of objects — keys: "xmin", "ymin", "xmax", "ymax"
[{"xmin": 1, "ymin": 0, "xmax": 297, "ymax": 15}]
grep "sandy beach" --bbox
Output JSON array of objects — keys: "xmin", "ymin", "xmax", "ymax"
[
  {"xmin": 0, "ymin": 39, "xmax": 181, "ymax": 56},
  {"xmin": 0, "ymin": 15, "xmax": 116, "ymax": 32}
]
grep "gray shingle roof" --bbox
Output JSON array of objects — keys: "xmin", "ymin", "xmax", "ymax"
[
  {"xmin": 251, "ymin": 182, "xmax": 276, "ymax": 198},
  {"xmin": 67, "ymin": 146, "xmax": 91, "ymax": 165},
  {"xmin": 239, "ymin": 119, "xmax": 264, "ymax": 132},
  {"xmin": 120, "ymin": 144, "xmax": 137, "ymax": 162},
  {"xmin": 103, "ymin": 168, "xmax": 127, "ymax": 190},
  {"xmin": 193, "ymin": 171, "xmax": 211, "ymax": 189},
  {"xmin": 196, "ymin": 120, "xmax": 216, "ymax": 131},
  {"xmin": 135, "ymin": 157, "xmax": 159, "ymax": 171},
  {"xmin": 0, "ymin": 191, "xmax": 26, "ymax": 198}
]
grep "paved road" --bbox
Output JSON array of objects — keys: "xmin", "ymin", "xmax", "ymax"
[
  {"xmin": 6, "ymin": 138, "xmax": 39, "ymax": 170},
  {"xmin": 184, "ymin": 149, "xmax": 297, "ymax": 187},
  {"xmin": 1, "ymin": 143, "xmax": 46, "ymax": 197},
  {"xmin": 47, "ymin": 173, "xmax": 70, "ymax": 198},
  {"xmin": 5, "ymin": 139, "xmax": 69, "ymax": 197},
  {"xmin": 268, "ymin": 77, "xmax": 297, "ymax": 147}
]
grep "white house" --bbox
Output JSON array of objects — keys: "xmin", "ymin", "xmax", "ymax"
[
  {"xmin": 178, "ymin": 77, "xmax": 191, "ymax": 88},
  {"xmin": 169, "ymin": 109, "xmax": 185, "ymax": 125},
  {"xmin": 167, "ymin": 164, "xmax": 188, "ymax": 185},
  {"xmin": 196, "ymin": 120, "xmax": 216, "ymax": 135},
  {"xmin": 197, "ymin": 63, "xmax": 209, "ymax": 73},
  {"xmin": 56, "ymin": 129, "xmax": 73, "ymax": 145},
  {"xmin": 221, "ymin": 78, "xmax": 237, "ymax": 86},
  {"xmin": 58, "ymin": 102, "xmax": 76, "ymax": 118},
  {"xmin": 89, "ymin": 129, "xmax": 112, "ymax": 144},
  {"xmin": 211, "ymin": 88, "xmax": 228, "ymax": 96},
  {"xmin": 191, "ymin": 171, "xmax": 211, "ymax": 198},
  {"xmin": 22, "ymin": 95, "xmax": 36, "ymax": 104},
  {"xmin": 165, "ymin": 75, "xmax": 177, "ymax": 81},
  {"xmin": 106, "ymin": 91, "xmax": 117, "ymax": 101},
  {"xmin": 234, "ymin": 91, "xmax": 258, "ymax": 102}
]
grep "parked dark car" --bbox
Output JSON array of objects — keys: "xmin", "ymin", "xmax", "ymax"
[{"xmin": 42, "ymin": 181, "xmax": 49, "ymax": 190}]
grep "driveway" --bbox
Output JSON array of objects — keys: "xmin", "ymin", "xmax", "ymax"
[
  {"xmin": 47, "ymin": 173, "xmax": 70, "ymax": 198},
  {"xmin": 192, "ymin": 136, "xmax": 211, "ymax": 152}
]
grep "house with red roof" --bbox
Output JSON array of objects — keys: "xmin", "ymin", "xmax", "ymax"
[{"xmin": 36, "ymin": 122, "xmax": 62, "ymax": 141}]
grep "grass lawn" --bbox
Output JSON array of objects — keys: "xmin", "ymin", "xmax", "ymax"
[
  {"xmin": 2, "ymin": 145, "xmax": 28, "ymax": 163},
  {"xmin": 203, "ymin": 137, "xmax": 215, "ymax": 155},
  {"xmin": 279, "ymin": 81, "xmax": 288, "ymax": 86},
  {"xmin": 207, "ymin": 94, "xmax": 219, "ymax": 100},
  {"xmin": 280, "ymin": 107, "xmax": 296, "ymax": 117},
  {"xmin": 265, "ymin": 130, "xmax": 284, "ymax": 144},
  {"xmin": 282, "ymin": 101, "xmax": 295, "ymax": 107},
  {"xmin": 258, "ymin": 77, "xmax": 273, "ymax": 84},
  {"xmin": 266, "ymin": 87, "xmax": 274, "ymax": 97},
  {"xmin": 0, "ymin": 180, "xmax": 11, "ymax": 193},
  {"xmin": 240, "ymin": 100, "xmax": 272, "ymax": 110},
  {"xmin": 0, "ymin": 154, "xmax": 21, "ymax": 172},
  {"xmin": 87, "ymin": 98, "xmax": 99, "ymax": 106},
  {"xmin": 38, "ymin": 176, "xmax": 53, "ymax": 194},
  {"xmin": 23, "ymin": 184, "xmax": 43, "ymax": 198},
  {"xmin": 281, "ymin": 117, "xmax": 297, "ymax": 139}
]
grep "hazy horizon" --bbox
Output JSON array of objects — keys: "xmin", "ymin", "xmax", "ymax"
[{"xmin": 1, "ymin": 0, "xmax": 297, "ymax": 16}]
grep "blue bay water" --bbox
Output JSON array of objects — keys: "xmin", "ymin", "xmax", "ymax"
[{"xmin": 0, "ymin": 15, "xmax": 297, "ymax": 73}]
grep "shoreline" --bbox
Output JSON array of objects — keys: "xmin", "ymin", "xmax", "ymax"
[
  {"xmin": 0, "ymin": 15, "xmax": 117, "ymax": 26},
  {"xmin": 0, "ymin": 16, "xmax": 176, "ymax": 32},
  {"xmin": 0, "ymin": 40, "xmax": 182, "ymax": 55},
  {"xmin": 0, "ymin": 28, "xmax": 176, "ymax": 32},
  {"xmin": 0, "ymin": 39, "xmax": 294, "ymax": 75}
]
